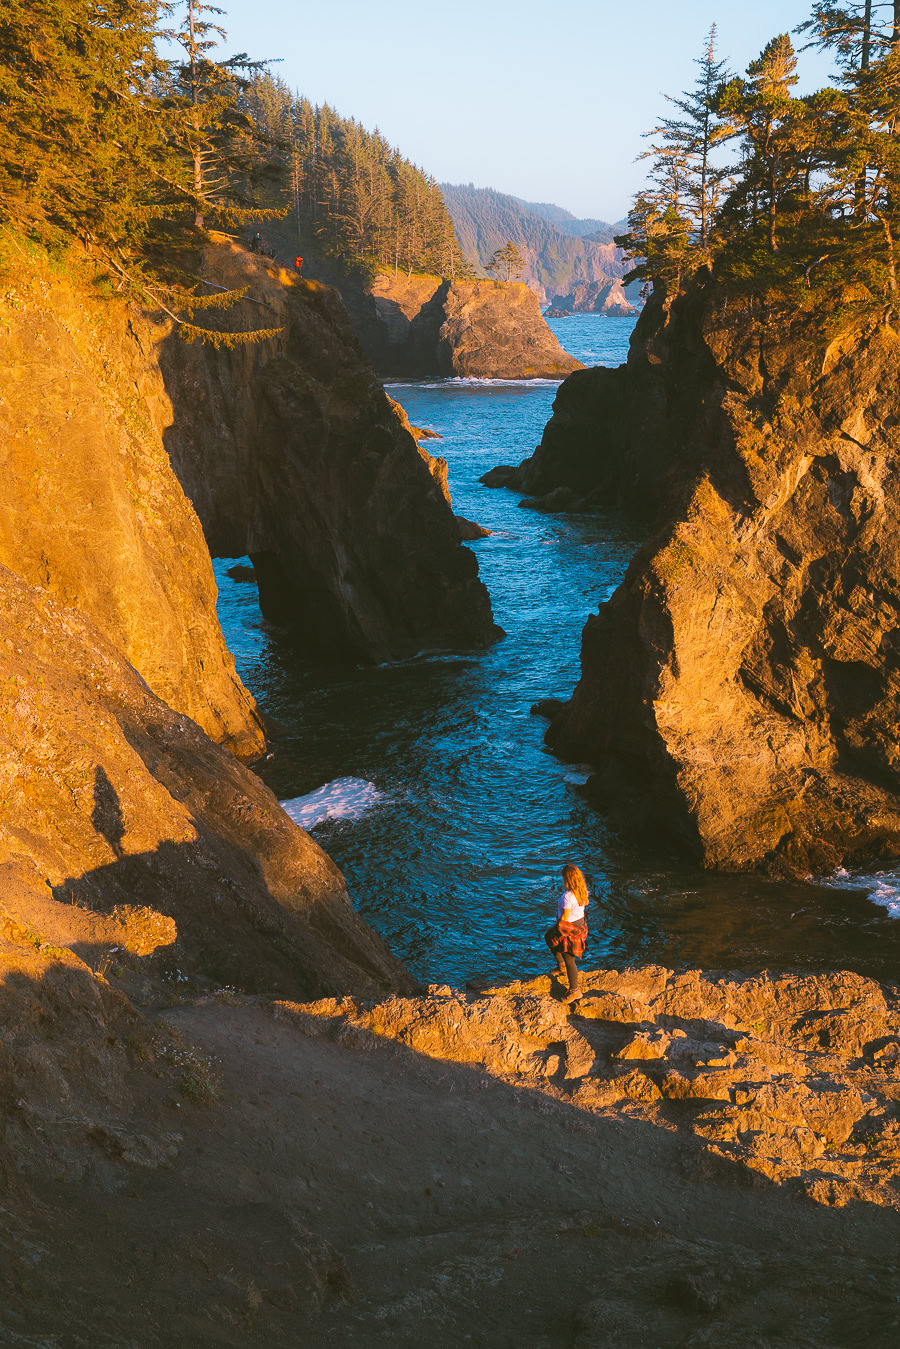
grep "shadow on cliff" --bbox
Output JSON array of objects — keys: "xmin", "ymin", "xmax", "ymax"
[{"xmin": 1, "ymin": 952, "xmax": 896, "ymax": 1345}]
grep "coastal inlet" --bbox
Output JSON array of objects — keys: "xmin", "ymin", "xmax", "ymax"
[{"xmin": 217, "ymin": 316, "xmax": 900, "ymax": 987}]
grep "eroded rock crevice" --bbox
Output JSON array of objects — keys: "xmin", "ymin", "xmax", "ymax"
[{"xmin": 160, "ymin": 243, "xmax": 500, "ymax": 662}]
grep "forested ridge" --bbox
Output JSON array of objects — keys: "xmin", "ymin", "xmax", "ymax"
[
  {"xmin": 0, "ymin": 0, "xmax": 468, "ymax": 341},
  {"xmin": 622, "ymin": 2, "xmax": 900, "ymax": 318},
  {"xmin": 244, "ymin": 76, "xmax": 470, "ymax": 280},
  {"xmin": 440, "ymin": 182, "xmax": 628, "ymax": 300}
]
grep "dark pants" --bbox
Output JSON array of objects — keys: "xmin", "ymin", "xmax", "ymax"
[
  {"xmin": 559, "ymin": 951, "xmax": 579, "ymax": 992},
  {"xmin": 547, "ymin": 942, "xmax": 579, "ymax": 992}
]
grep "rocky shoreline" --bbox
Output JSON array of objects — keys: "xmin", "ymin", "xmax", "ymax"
[
  {"xmin": 3, "ymin": 923, "xmax": 898, "ymax": 1342},
  {"xmin": 498, "ymin": 276, "xmax": 900, "ymax": 876}
]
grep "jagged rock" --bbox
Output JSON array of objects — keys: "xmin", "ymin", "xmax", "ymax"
[
  {"xmin": 531, "ymin": 697, "xmax": 566, "ymax": 720},
  {"xmin": 345, "ymin": 272, "xmax": 582, "ymax": 379},
  {"xmin": 160, "ymin": 242, "xmax": 498, "ymax": 661},
  {"xmin": 544, "ymin": 276, "xmax": 900, "ymax": 873},
  {"xmin": 283, "ymin": 963, "xmax": 900, "ymax": 1209},
  {"xmin": 387, "ymin": 394, "xmax": 452, "ymax": 504},
  {"xmin": 0, "ymin": 241, "xmax": 264, "ymax": 757},
  {"xmin": 519, "ymin": 485, "xmax": 582, "ymax": 512},
  {"xmin": 549, "ymin": 279, "xmax": 637, "ymax": 316},
  {"xmin": 456, "ymin": 515, "xmax": 491, "ymax": 540},
  {"xmin": 226, "ymin": 563, "xmax": 256, "ymax": 582},
  {"xmin": 480, "ymin": 463, "xmax": 526, "ymax": 488},
  {"xmin": 0, "ymin": 564, "xmax": 411, "ymax": 1001},
  {"xmin": 406, "ymin": 278, "xmax": 583, "ymax": 379}
]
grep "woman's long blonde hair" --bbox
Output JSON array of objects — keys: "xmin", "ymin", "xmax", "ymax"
[{"xmin": 562, "ymin": 863, "xmax": 589, "ymax": 907}]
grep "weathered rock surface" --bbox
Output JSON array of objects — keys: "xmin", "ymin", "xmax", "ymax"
[
  {"xmin": 161, "ymin": 244, "xmax": 498, "ymax": 660},
  {"xmin": 406, "ymin": 277, "xmax": 583, "ymax": 379},
  {"xmin": 285, "ymin": 964, "xmax": 900, "ymax": 1209},
  {"xmin": 343, "ymin": 270, "xmax": 582, "ymax": 379},
  {"xmin": 8, "ymin": 961, "xmax": 899, "ymax": 1346},
  {"xmin": 535, "ymin": 277, "xmax": 900, "ymax": 873},
  {"xmin": 0, "ymin": 243, "xmax": 264, "ymax": 756},
  {"xmin": 0, "ymin": 563, "xmax": 411, "ymax": 1001},
  {"xmin": 549, "ymin": 278, "xmax": 637, "ymax": 316}
]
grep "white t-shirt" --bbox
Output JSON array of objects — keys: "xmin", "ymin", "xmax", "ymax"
[{"xmin": 558, "ymin": 889, "xmax": 585, "ymax": 922}]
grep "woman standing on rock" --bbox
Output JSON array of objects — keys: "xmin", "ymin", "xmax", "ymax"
[{"xmin": 545, "ymin": 864, "xmax": 590, "ymax": 1003}]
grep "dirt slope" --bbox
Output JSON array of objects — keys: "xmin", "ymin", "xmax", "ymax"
[{"xmin": 2, "ymin": 959, "xmax": 898, "ymax": 1346}]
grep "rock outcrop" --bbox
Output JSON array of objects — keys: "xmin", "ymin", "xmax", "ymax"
[
  {"xmin": 342, "ymin": 270, "xmax": 582, "ymax": 379},
  {"xmin": 287, "ymin": 964, "xmax": 900, "ymax": 1211},
  {"xmin": 388, "ymin": 394, "xmax": 490, "ymax": 540},
  {"xmin": 549, "ymin": 279, "xmax": 637, "ymax": 316},
  {"xmin": 161, "ymin": 244, "xmax": 499, "ymax": 659},
  {"xmin": 405, "ymin": 277, "xmax": 583, "ymax": 379},
  {"xmin": 0, "ymin": 563, "xmax": 410, "ymax": 1000},
  {"xmin": 0, "ymin": 242, "xmax": 264, "ymax": 756},
  {"xmin": 541, "ymin": 276, "xmax": 900, "ymax": 873}
]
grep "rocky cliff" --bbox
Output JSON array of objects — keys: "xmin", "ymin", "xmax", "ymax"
[
  {"xmin": 0, "ymin": 563, "xmax": 410, "ymax": 1000},
  {"xmin": 542, "ymin": 275, "xmax": 900, "ymax": 875},
  {"xmin": 549, "ymin": 279, "xmax": 637, "ymax": 316},
  {"xmin": 0, "ymin": 240, "xmax": 264, "ymax": 757},
  {"xmin": 342, "ymin": 270, "xmax": 582, "ymax": 379},
  {"xmin": 160, "ymin": 244, "xmax": 499, "ymax": 659},
  {"xmin": 0, "ymin": 235, "xmax": 423, "ymax": 997}
]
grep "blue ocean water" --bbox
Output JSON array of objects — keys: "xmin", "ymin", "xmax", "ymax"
[{"xmin": 214, "ymin": 315, "xmax": 900, "ymax": 986}]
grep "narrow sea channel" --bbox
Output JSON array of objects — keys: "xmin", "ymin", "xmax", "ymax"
[{"xmin": 214, "ymin": 316, "xmax": 900, "ymax": 986}]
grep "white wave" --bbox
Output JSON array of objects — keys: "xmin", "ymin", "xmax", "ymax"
[
  {"xmin": 821, "ymin": 866, "xmax": 900, "ymax": 918},
  {"xmin": 281, "ymin": 777, "xmax": 381, "ymax": 829},
  {"xmin": 385, "ymin": 377, "xmax": 563, "ymax": 389}
]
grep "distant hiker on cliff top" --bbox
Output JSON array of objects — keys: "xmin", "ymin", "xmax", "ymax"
[
  {"xmin": 545, "ymin": 864, "xmax": 589, "ymax": 1003},
  {"xmin": 294, "ymin": 255, "xmax": 303, "ymax": 272}
]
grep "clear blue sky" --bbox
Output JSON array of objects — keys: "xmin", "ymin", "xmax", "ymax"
[{"xmin": 195, "ymin": 0, "xmax": 836, "ymax": 222}]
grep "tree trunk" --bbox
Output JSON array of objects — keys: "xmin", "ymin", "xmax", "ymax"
[
  {"xmin": 875, "ymin": 210, "xmax": 899, "ymax": 303},
  {"xmin": 193, "ymin": 148, "xmax": 204, "ymax": 230}
]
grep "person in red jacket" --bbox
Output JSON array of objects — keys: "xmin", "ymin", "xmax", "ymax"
[
  {"xmin": 294, "ymin": 255, "xmax": 303, "ymax": 272},
  {"xmin": 544, "ymin": 863, "xmax": 590, "ymax": 1002}
]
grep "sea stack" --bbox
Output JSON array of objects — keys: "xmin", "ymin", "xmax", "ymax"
[
  {"xmin": 346, "ymin": 272, "xmax": 583, "ymax": 380},
  {"xmin": 544, "ymin": 275, "xmax": 900, "ymax": 876}
]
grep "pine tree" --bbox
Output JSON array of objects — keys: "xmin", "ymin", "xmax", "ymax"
[
  {"xmin": 487, "ymin": 241, "xmax": 525, "ymax": 281},
  {"xmin": 160, "ymin": 0, "xmax": 286, "ymax": 231},
  {"xmin": 0, "ymin": 0, "xmax": 164, "ymax": 251},
  {"xmin": 664, "ymin": 25, "xmax": 733, "ymax": 246},
  {"xmin": 718, "ymin": 35, "xmax": 802, "ymax": 252}
]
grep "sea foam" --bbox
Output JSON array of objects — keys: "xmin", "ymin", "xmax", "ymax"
[
  {"xmin": 823, "ymin": 867, "xmax": 900, "ymax": 919},
  {"xmin": 281, "ymin": 777, "xmax": 381, "ymax": 829}
]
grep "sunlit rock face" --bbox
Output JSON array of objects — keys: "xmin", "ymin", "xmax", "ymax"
[
  {"xmin": 541, "ymin": 276, "xmax": 900, "ymax": 874},
  {"xmin": 283, "ymin": 964, "xmax": 900, "ymax": 1210},
  {"xmin": 548, "ymin": 279, "xmax": 637, "ymax": 316},
  {"xmin": 0, "ymin": 250, "xmax": 264, "ymax": 758},
  {"xmin": 343, "ymin": 271, "xmax": 583, "ymax": 380},
  {"xmin": 159, "ymin": 244, "xmax": 499, "ymax": 661},
  {"xmin": 0, "ymin": 564, "xmax": 411, "ymax": 1000}
]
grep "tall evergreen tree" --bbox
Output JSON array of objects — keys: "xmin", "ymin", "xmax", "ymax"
[
  {"xmin": 718, "ymin": 35, "xmax": 802, "ymax": 252},
  {"xmin": 161, "ymin": 0, "xmax": 286, "ymax": 231},
  {"xmin": 0, "ymin": 0, "xmax": 164, "ymax": 250},
  {"xmin": 652, "ymin": 25, "xmax": 732, "ymax": 246}
]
